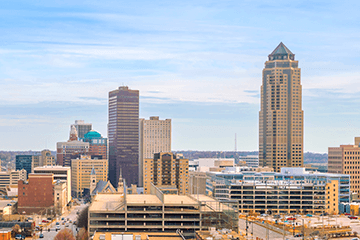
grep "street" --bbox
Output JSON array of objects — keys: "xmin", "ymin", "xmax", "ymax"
[
  {"xmin": 239, "ymin": 218, "xmax": 292, "ymax": 240},
  {"xmin": 35, "ymin": 203, "xmax": 87, "ymax": 239}
]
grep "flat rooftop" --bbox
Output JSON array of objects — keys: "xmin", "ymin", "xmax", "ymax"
[
  {"xmin": 90, "ymin": 193, "xmax": 124, "ymax": 211},
  {"xmin": 126, "ymin": 194, "xmax": 162, "ymax": 205}
]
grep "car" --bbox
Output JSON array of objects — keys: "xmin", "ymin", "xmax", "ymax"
[
  {"xmin": 306, "ymin": 214, "xmax": 313, "ymax": 217},
  {"xmin": 320, "ymin": 213, "xmax": 328, "ymax": 216},
  {"xmin": 69, "ymin": 220, "xmax": 72, "ymax": 223},
  {"xmin": 56, "ymin": 225, "xmax": 61, "ymax": 230},
  {"xmin": 62, "ymin": 222, "xmax": 65, "ymax": 225},
  {"xmin": 260, "ymin": 214, "xmax": 268, "ymax": 217},
  {"xmin": 61, "ymin": 217, "xmax": 65, "ymax": 220},
  {"xmin": 65, "ymin": 223, "xmax": 69, "ymax": 227},
  {"xmin": 15, "ymin": 235, "xmax": 25, "ymax": 240},
  {"xmin": 39, "ymin": 233, "xmax": 44, "ymax": 238},
  {"xmin": 56, "ymin": 222, "xmax": 60, "ymax": 225},
  {"xmin": 287, "ymin": 217, "xmax": 296, "ymax": 221},
  {"xmin": 345, "ymin": 213, "xmax": 351, "ymax": 216},
  {"xmin": 274, "ymin": 214, "xmax": 281, "ymax": 219},
  {"xmin": 349, "ymin": 216, "xmax": 358, "ymax": 220}
]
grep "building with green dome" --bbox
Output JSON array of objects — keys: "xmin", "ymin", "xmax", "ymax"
[{"xmin": 81, "ymin": 130, "xmax": 107, "ymax": 160}]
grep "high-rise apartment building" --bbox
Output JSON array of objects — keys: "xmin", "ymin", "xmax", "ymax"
[
  {"xmin": 259, "ymin": 42, "xmax": 304, "ymax": 172},
  {"xmin": 71, "ymin": 155, "xmax": 108, "ymax": 197},
  {"xmin": 328, "ymin": 137, "xmax": 360, "ymax": 197},
  {"xmin": 139, "ymin": 116, "xmax": 171, "ymax": 186},
  {"xmin": 108, "ymin": 86, "xmax": 139, "ymax": 187},
  {"xmin": 72, "ymin": 120, "xmax": 92, "ymax": 139},
  {"xmin": 143, "ymin": 152, "xmax": 189, "ymax": 194}
]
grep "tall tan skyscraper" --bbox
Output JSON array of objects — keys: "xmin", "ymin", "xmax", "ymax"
[
  {"xmin": 259, "ymin": 42, "xmax": 304, "ymax": 172},
  {"xmin": 139, "ymin": 116, "xmax": 171, "ymax": 186}
]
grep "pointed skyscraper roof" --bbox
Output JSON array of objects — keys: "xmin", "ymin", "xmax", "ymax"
[{"xmin": 268, "ymin": 42, "xmax": 295, "ymax": 61}]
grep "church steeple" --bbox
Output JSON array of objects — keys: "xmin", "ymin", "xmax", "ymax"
[
  {"xmin": 90, "ymin": 166, "xmax": 96, "ymax": 194},
  {"xmin": 117, "ymin": 168, "xmax": 124, "ymax": 194}
]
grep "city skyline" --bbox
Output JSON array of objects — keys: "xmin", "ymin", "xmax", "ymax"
[{"xmin": 1, "ymin": 1, "xmax": 360, "ymax": 152}]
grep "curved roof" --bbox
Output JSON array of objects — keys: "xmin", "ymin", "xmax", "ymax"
[{"xmin": 84, "ymin": 130, "xmax": 102, "ymax": 139}]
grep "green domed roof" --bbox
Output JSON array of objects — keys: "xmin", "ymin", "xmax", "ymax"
[{"xmin": 84, "ymin": 130, "xmax": 102, "ymax": 139}]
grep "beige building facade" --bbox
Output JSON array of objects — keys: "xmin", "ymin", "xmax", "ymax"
[
  {"xmin": 32, "ymin": 150, "xmax": 56, "ymax": 170},
  {"xmin": 328, "ymin": 137, "xmax": 360, "ymax": 196},
  {"xmin": 143, "ymin": 152, "xmax": 188, "ymax": 194},
  {"xmin": 0, "ymin": 169, "xmax": 27, "ymax": 188},
  {"xmin": 139, "ymin": 116, "xmax": 171, "ymax": 186},
  {"xmin": 71, "ymin": 156, "xmax": 108, "ymax": 197},
  {"xmin": 54, "ymin": 180, "xmax": 67, "ymax": 215},
  {"xmin": 259, "ymin": 42, "xmax": 304, "ymax": 172}
]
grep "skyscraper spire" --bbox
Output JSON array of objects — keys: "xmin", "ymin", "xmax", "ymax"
[{"xmin": 69, "ymin": 125, "xmax": 78, "ymax": 141}]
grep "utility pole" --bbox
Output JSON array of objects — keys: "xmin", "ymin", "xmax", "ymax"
[
  {"xmin": 266, "ymin": 216, "xmax": 269, "ymax": 240},
  {"xmin": 302, "ymin": 219, "xmax": 305, "ymax": 240},
  {"xmin": 246, "ymin": 214, "xmax": 248, "ymax": 238},
  {"xmin": 282, "ymin": 214, "xmax": 285, "ymax": 240}
]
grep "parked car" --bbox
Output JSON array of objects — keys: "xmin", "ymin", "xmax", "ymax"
[
  {"xmin": 39, "ymin": 233, "xmax": 44, "ymax": 238},
  {"xmin": 306, "ymin": 214, "xmax": 313, "ymax": 217},
  {"xmin": 15, "ymin": 235, "xmax": 25, "ymax": 240},
  {"xmin": 345, "ymin": 213, "xmax": 351, "ymax": 216},
  {"xmin": 287, "ymin": 217, "xmax": 296, "ymax": 221},
  {"xmin": 56, "ymin": 222, "xmax": 60, "ymax": 225},
  {"xmin": 260, "ymin": 214, "xmax": 268, "ymax": 217},
  {"xmin": 61, "ymin": 217, "xmax": 65, "ymax": 220},
  {"xmin": 56, "ymin": 225, "xmax": 61, "ymax": 231},
  {"xmin": 349, "ymin": 216, "xmax": 358, "ymax": 220},
  {"xmin": 65, "ymin": 223, "xmax": 69, "ymax": 227}
]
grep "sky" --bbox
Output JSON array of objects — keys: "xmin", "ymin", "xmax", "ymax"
[{"xmin": 0, "ymin": 0, "xmax": 360, "ymax": 152}]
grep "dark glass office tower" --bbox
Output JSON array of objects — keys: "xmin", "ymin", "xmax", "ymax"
[{"xmin": 108, "ymin": 86, "xmax": 139, "ymax": 187}]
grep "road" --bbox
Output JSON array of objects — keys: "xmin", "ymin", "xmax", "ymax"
[
  {"xmin": 35, "ymin": 203, "xmax": 87, "ymax": 239},
  {"xmin": 239, "ymin": 218, "xmax": 295, "ymax": 240}
]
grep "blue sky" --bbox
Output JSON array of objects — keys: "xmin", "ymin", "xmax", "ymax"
[{"xmin": 0, "ymin": 0, "xmax": 360, "ymax": 152}]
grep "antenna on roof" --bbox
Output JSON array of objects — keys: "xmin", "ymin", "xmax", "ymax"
[{"xmin": 235, "ymin": 133, "xmax": 237, "ymax": 152}]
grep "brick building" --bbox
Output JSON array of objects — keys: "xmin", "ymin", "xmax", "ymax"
[{"xmin": 18, "ymin": 174, "xmax": 54, "ymax": 214}]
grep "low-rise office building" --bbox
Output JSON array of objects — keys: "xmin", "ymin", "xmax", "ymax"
[
  {"xmin": 206, "ymin": 167, "xmax": 350, "ymax": 214},
  {"xmin": 0, "ymin": 170, "xmax": 27, "ymax": 188}
]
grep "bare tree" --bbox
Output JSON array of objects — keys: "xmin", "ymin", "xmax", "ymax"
[
  {"xmin": 76, "ymin": 228, "xmax": 88, "ymax": 240},
  {"xmin": 11, "ymin": 224, "xmax": 21, "ymax": 237},
  {"xmin": 54, "ymin": 228, "xmax": 75, "ymax": 240},
  {"xmin": 76, "ymin": 206, "xmax": 89, "ymax": 230}
]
